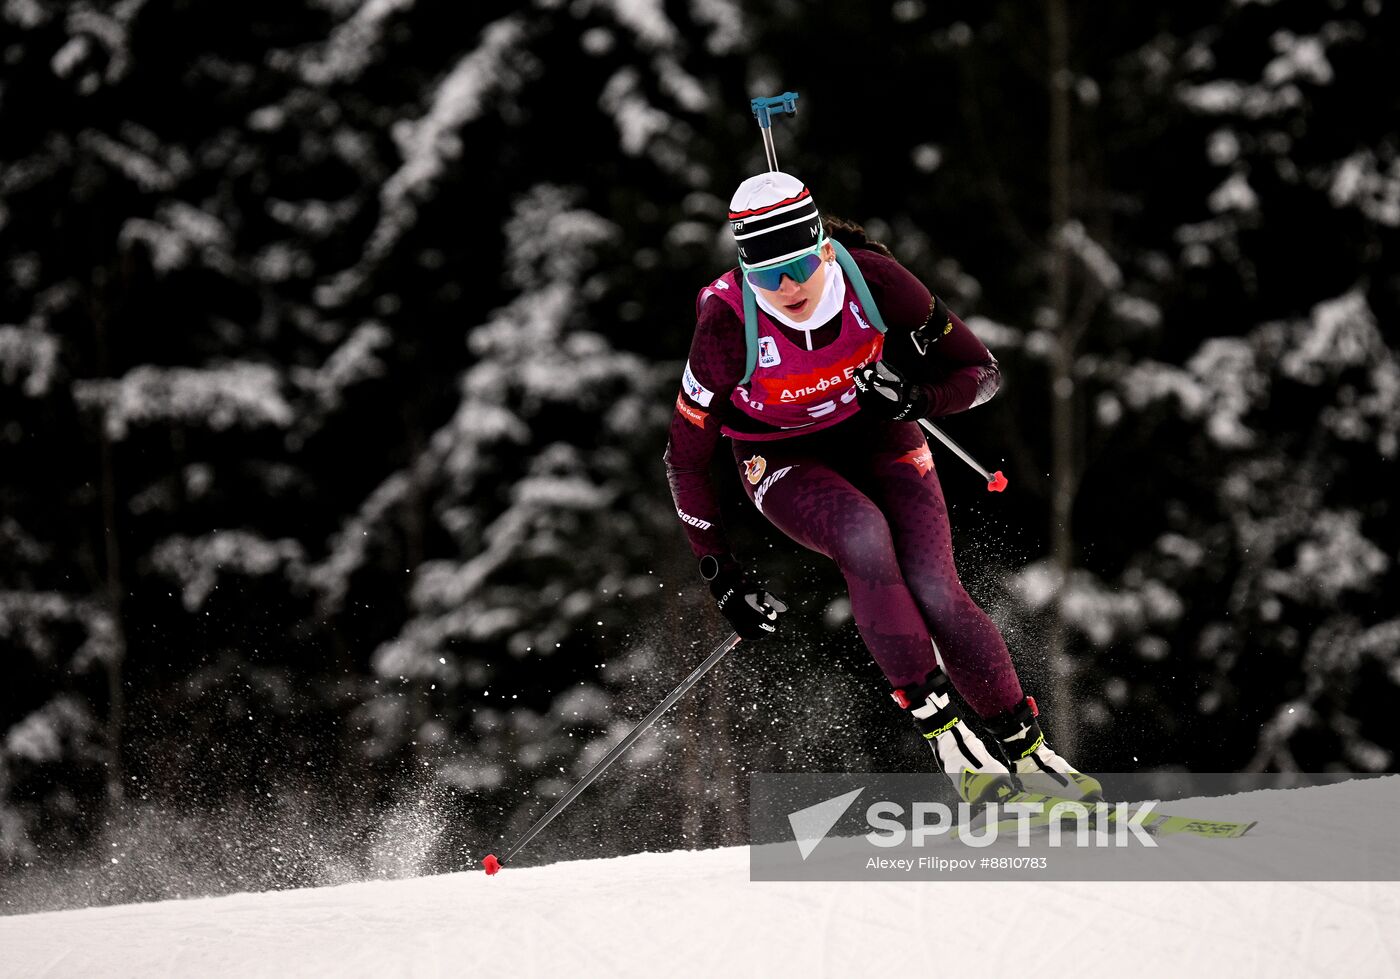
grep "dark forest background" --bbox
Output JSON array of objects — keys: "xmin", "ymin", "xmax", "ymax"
[{"xmin": 2, "ymin": 0, "xmax": 1397, "ymax": 912}]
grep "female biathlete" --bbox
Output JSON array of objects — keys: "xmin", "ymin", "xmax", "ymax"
[{"xmin": 664, "ymin": 171, "xmax": 1100, "ymax": 804}]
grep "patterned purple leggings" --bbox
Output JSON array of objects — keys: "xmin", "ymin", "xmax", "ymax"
[{"xmin": 731, "ymin": 418, "xmax": 1024, "ymax": 718}]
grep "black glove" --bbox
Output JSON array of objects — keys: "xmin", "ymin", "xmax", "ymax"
[
  {"xmin": 699, "ymin": 555, "xmax": 788, "ymax": 640},
  {"xmin": 853, "ymin": 360, "xmax": 930, "ymax": 421}
]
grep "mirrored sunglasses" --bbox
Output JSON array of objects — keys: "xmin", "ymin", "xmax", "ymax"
[{"xmin": 743, "ymin": 249, "xmax": 824, "ymax": 292}]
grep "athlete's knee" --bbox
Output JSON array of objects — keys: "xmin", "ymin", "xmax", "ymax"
[
  {"xmin": 913, "ymin": 576, "xmax": 978, "ymax": 624},
  {"xmin": 830, "ymin": 505, "xmax": 900, "ymax": 577}
]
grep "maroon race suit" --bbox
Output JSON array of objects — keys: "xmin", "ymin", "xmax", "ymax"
[{"xmin": 664, "ymin": 245, "xmax": 1022, "ymax": 717}]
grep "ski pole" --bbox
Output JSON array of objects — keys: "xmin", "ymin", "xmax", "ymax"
[
  {"xmin": 918, "ymin": 418, "xmax": 1008, "ymax": 492},
  {"xmin": 482, "ymin": 631, "xmax": 743, "ymax": 875},
  {"xmin": 748, "ymin": 90, "xmax": 1010, "ymax": 495}
]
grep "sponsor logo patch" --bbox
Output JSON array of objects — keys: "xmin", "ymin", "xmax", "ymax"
[
  {"xmin": 753, "ymin": 336, "xmax": 883, "ymax": 406},
  {"xmin": 850, "ymin": 300, "xmax": 870, "ymax": 330},
  {"xmin": 754, "ymin": 465, "xmax": 794, "ymax": 514},
  {"xmin": 758, "ymin": 336, "xmax": 781, "ymax": 368},
  {"xmin": 675, "ymin": 394, "xmax": 708, "ymax": 428},
  {"xmin": 898, "ymin": 445, "xmax": 934, "ymax": 476},
  {"xmin": 743, "ymin": 455, "xmax": 767, "ymax": 486},
  {"xmin": 682, "ymin": 361, "xmax": 714, "ymax": 407}
]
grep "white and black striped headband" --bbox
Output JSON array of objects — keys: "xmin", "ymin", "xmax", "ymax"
[{"xmin": 728, "ymin": 186, "xmax": 823, "ymax": 267}]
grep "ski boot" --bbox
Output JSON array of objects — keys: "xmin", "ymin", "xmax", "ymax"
[
  {"xmin": 983, "ymin": 696, "xmax": 1102, "ymax": 801},
  {"xmin": 893, "ymin": 668, "xmax": 1014, "ymax": 805}
]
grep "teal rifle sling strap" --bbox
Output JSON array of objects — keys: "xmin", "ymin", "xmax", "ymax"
[
  {"xmin": 831, "ymin": 240, "xmax": 887, "ymax": 335},
  {"xmin": 741, "ymin": 277, "xmax": 761, "ymax": 385}
]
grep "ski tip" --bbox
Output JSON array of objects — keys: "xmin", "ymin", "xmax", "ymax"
[
  {"xmin": 1242, "ymin": 821, "xmax": 1258, "ymax": 837},
  {"xmin": 987, "ymin": 471, "xmax": 1008, "ymax": 493},
  {"xmin": 482, "ymin": 854, "xmax": 501, "ymax": 876}
]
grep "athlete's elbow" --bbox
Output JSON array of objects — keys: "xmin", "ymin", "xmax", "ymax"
[
  {"xmin": 663, "ymin": 439, "xmax": 704, "ymax": 478},
  {"xmin": 970, "ymin": 360, "xmax": 1001, "ymax": 409}
]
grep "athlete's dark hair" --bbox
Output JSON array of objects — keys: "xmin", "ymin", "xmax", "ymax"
[{"xmin": 822, "ymin": 215, "xmax": 895, "ymax": 260}]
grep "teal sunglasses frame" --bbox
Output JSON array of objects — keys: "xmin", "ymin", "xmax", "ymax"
[{"xmin": 741, "ymin": 239, "xmax": 826, "ymax": 291}]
